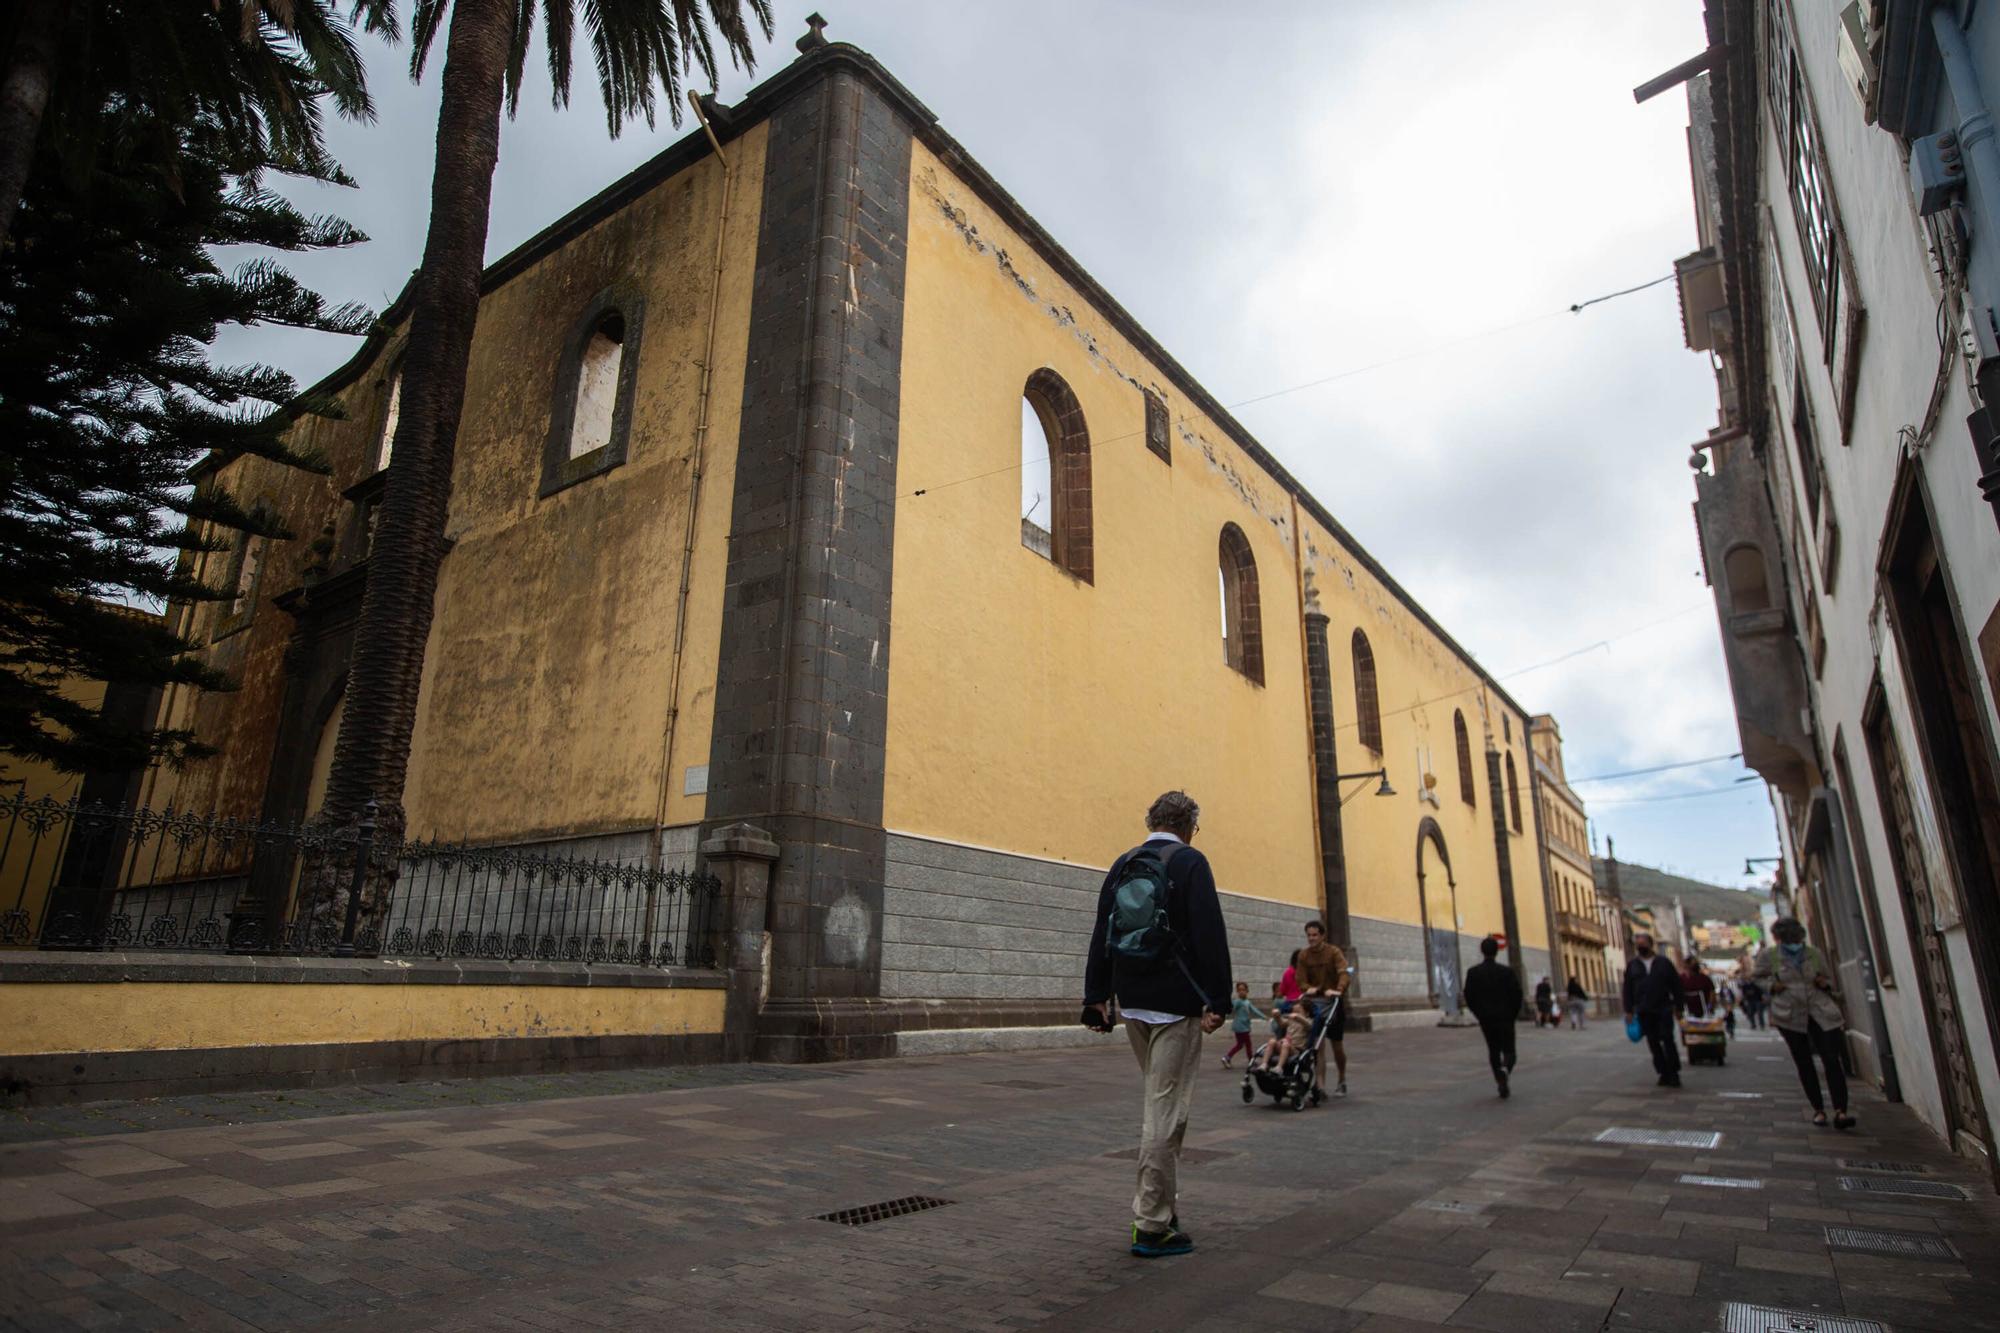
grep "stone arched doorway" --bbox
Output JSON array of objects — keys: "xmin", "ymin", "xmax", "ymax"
[{"xmin": 1416, "ymin": 817, "xmax": 1462, "ymax": 1013}]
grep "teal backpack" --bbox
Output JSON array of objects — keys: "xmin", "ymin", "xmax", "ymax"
[{"xmin": 1106, "ymin": 843, "xmax": 1180, "ymax": 962}]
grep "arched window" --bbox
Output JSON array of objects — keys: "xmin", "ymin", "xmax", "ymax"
[
  {"xmin": 1505, "ymin": 752, "xmax": 1523, "ymax": 832},
  {"xmin": 374, "ymin": 361, "xmax": 402, "ymax": 473},
  {"xmin": 1724, "ymin": 543, "xmax": 1771, "ymax": 614},
  {"xmin": 543, "ymin": 290, "xmax": 644, "ymax": 496},
  {"xmin": 1217, "ymin": 523, "xmax": 1263, "ymax": 685},
  {"xmin": 1351, "ymin": 629, "xmax": 1382, "ymax": 752},
  {"xmin": 1454, "ymin": 711, "xmax": 1476, "ymax": 806},
  {"xmin": 1020, "ymin": 369, "xmax": 1093, "ymax": 582}
]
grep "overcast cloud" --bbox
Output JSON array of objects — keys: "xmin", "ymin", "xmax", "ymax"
[{"xmin": 220, "ymin": 1, "xmax": 1776, "ymax": 888}]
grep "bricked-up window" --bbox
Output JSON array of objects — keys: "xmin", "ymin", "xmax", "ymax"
[
  {"xmin": 1351, "ymin": 629, "xmax": 1382, "ymax": 752},
  {"xmin": 1505, "ymin": 752, "xmax": 1523, "ymax": 833},
  {"xmin": 1725, "ymin": 544, "xmax": 1771, "ymax": 614},
  {"xmin": 1454, "ymin": 711, "xmax": 1476, "ymax": 806},
  {"xmin": 1218, "ymin": 523, "xmax": 1263, "ymax": 685},
  {"xmin": 1021, "ymin": 369, "xmax": 1093, "ymax": 582},
  {"xmin": 542, "ymin": 289, "xmax": 644, "ymax": 498},
  {"xmin": 568, "ymin": 316, "xmax": 625, "ymax": 460},
  {"xmin": 373, "ymin": 361, "xmax": 402, "ymax": 473}
]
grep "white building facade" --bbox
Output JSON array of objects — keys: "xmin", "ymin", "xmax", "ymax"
[{"xmin": 1668, "ymin": 0, "xmax": 2000, "ymax": 1178}]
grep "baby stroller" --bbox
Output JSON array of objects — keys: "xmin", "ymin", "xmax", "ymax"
[{"xmin": 1241, "ymin": 996, "xmax": 1341, "ymax": 1112}]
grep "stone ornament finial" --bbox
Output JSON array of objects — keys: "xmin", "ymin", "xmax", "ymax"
[{"xmin": 797, "ymin": 12, "xmax": 829, "ymax": 52}]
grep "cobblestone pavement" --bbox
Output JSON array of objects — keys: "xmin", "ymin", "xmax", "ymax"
[{"xmin": 4, "ymin": 1021, "xmax": 1998, "ymax": 1331}]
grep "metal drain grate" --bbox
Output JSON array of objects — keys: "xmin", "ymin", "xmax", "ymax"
[
  {"xmin": 814, "ymin": 1195, "xmax": 956, "ymax": 1226},
  {"xmin": 1680, "ymin": 1173, "xmax": 1763, "ymax": 1189},
  {"xmin": 1824, "ymin": 1226, "xmax": 1960, "ymax": 1259},
  {"xmin": 1837, "ymin": 1175, "xmax": 1972, "ymax": 1200},
  {"xmin": 1717, "ymin": 1091, "xmax": 1765, "ymax": 1099},
  {"xmin": 1594, "ymin": 1128, "xmax": 1722, "ymax": 1149},
  {"xmin": 1838, "ymin": 1158, "xmax": 1933, "ymax": 1175},
  {"xmin": 1720, "ymin": 1304, "xmax": 1884, "ymax": 1333}
]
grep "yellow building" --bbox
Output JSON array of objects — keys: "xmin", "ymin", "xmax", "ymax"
[
  {"xmin": 1528, "ymin": 715, "xmax": 1608, "ymax": 997},
  {"xmin": 140, "ymin": 37, "xmax": 1555, "ymax": 1057}
]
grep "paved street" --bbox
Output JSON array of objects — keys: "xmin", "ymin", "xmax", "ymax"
[{"xmin": 4, "ymin": 1021, "xmax": 1999, "ymax": 1332}]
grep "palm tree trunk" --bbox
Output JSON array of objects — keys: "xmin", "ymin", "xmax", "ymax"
[
  {"xmin": 0, "ymin": 0, "xmax": 63, "ymax": 251},
  {"xmin": 310, "ymin": 0, "xmax": 512, "ymax": 920}
]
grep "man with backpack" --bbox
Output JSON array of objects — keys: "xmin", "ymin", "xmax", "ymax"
[{"xmin": 1083, "ymin": 791, "xmax": 1233, "ymax": 1259}]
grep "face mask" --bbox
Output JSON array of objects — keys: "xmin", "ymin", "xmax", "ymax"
[{"xmin": 1781, "ymin": 942, "xmax": 1806, "ymax": 960}]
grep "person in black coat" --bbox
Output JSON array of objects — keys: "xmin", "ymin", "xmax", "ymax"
[
  {"xmin": 1622, "ymin": 932, "xmax": 1686, "ymax": 1087},
  {"xmin": 1464, "ymin": 936, "xmax": 1524, "ymax": 1098},
  {"xmin": 1082, "ymin": 791, "xmax": 1231, "ymax": 1259}
]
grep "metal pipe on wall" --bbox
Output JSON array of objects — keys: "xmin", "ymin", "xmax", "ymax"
[{"xmin": 649, "ymin": 91, "xmax": 734, "ymax": 870}]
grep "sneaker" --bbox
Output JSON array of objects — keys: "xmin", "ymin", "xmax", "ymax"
[
  {"xmin": 1665, "ymin": 1073, "xmax": 1682, "ymax": 1088},
  {"xmin": 1334, "ymin": 1081, "xmax": 1347, "ymax": 1098},
  {"xmin": 1497, "ymin": 1070, "xmax": 1510, "ymax": 1099},
  {"xmin": 1131, "ymin": 1225, "xmax": 1194, "ymax": 1258}
]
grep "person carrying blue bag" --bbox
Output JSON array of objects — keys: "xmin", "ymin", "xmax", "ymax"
[{"xmin": 1622, "ymin": 931, "xmax": 1686, "ymax": 1087}]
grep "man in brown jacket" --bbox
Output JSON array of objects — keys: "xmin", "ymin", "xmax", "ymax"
[{"xmin": 1296, "ymin": 919, "xmax": 1351, "ymax": 1097}]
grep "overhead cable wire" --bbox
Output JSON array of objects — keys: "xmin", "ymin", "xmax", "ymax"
[
  {"xmin": 1568, "ymin": 752, "xmax": 1743, "ymax": 786},
  {"xmin": 1594, "ymin": 780, "xmax": 1766, "ymax": 807},
  {"xmin": 1568, "ymin": 272, "xmax": 1675, "ymax": 313}
]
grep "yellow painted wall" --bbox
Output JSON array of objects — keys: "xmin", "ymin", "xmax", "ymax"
[
  {"xmin": 893, "ymin": 140, "xmax": 1551, "ymax": 953},
  {"xmin": 0, "ymin": 980, "xmax": 723, "ymax": 1055},
  {"xmin": 144, "ymin": 126, "xmax": 770, "ymax": 847},
  {"xmin": 891, "ymin": 144, "xmax": 1321, "ymax": 908}
]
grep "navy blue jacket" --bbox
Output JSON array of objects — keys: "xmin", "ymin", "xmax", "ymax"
[{"xmin": 1083, "ymin": 839, "xmax": 1233, "ymax": 1018}]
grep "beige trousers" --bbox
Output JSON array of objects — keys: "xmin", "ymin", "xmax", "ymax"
[{"xmin": 1125, "ymin": 1015, "xmax": 1204, "ymax": 1232}]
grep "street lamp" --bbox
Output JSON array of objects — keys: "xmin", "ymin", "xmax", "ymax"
[
  {"xmin": 1744, "ymin": 856, "xmax": 1780, "ymax": 877},
  {"xmin": 1335, "ymin": 768, "xmax": 1396, "ymax": 798}
]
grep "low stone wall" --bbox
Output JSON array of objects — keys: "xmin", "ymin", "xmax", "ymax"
[{"xmin": 0, "ymin": 951, "xmax": 725, "ymax": 1105}]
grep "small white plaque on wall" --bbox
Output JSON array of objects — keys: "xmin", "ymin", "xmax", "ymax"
[{"xmin": 683, "ymin": 764, "xmax": 710, "ymax": 796}]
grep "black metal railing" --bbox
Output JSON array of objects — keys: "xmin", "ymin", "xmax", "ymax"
[{"xmin": 0, "ymin": 794, "xmax": 721, "ymax": 968}]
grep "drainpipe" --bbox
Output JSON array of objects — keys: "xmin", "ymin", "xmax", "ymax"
[{"xmin": 649, "ymin": 91, "xmax": 733, "ymax": 870}]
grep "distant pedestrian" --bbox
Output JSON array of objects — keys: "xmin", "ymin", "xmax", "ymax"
[
  {"xmin": 1566, "ymin": 975, "xmax": 1589, "ymax": 1029},
  {"xmin": 1534, "ymin": 976, "xmax": 1555, "ymax": 1028},
  {"xmin": 1465, "ymin": 937, "xmax": 1523, "ymax": 1097},
  {"xmin": 1680, "ymin": 956, "xmax": 1716, "ymax": 1019},
  {"xmin": 1739, "ymin": 977, "xmax": 1767, "ymax": 1029},
  {"xmin": 1623, "ymin": 932, "xmax": 1685, "ymax": 1087},
  {"xmin": 1082, "ymin": 791, "xmax": 1232, "ymax": 1258},
  {"xmin": 1222, "ymin": 981, "xmax": 1262, "ymax": 1069},
  {"xmin": 1754, "ymin": 918, "xmax": 1854, "ymax": 1130},
  {"xmin": 1718, "ymin": 979, "xmax": 1739, "ymax": 1038}
]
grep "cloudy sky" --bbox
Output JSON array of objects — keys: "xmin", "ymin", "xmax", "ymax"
[{"xmin": 229, "ymin": 0, "xmax": 1778, "ymax": 888}]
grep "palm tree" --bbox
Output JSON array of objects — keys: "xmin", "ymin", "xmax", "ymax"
[
  {"xmin": 0, "ymin": 0, "xmax": 388, "ymax": 250},
  {"xmin": 309, "ymin": 0, "xmax": 774, "ymax": 917}
]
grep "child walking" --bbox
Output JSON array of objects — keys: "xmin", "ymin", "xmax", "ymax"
[{"xmin": 1223, "ymin": 981, "xmax": 1263, "ymax": 1068}]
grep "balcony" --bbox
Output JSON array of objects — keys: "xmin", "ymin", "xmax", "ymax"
[
  {"xmin": 1557, "ymin": 910, "xmax": 1607, "ymax": 947},
  {"xmin": 1675, "ymin": 248, "xmax": 1729, "ymax": 352},
  {"xmin": 1693, "ymin": 443, "xmax": 1817, "ymax": 800}
]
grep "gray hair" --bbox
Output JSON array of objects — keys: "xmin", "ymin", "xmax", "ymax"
[{"xmin": 1146, "ymin": 791, "xmax": 1200, "ymax": 839}]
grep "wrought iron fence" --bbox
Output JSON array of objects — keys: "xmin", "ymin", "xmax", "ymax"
[{"xmin": 0, "ymin": 794, "xmax": 721, "ymax": 968}]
